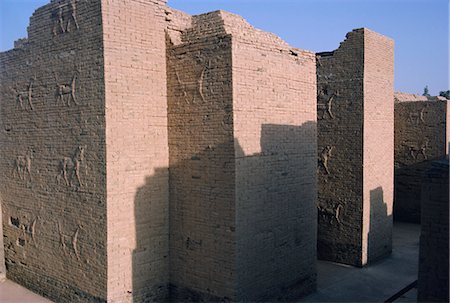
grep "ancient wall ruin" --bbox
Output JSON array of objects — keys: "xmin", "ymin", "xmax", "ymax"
[
  {"xmin": 0, "ymin": 0, "xmax": 107, "ymax": 302},
  {"xmin": 167, "ymin": 11, "xmax": 317, "ymax": 301},
  {"xmin": 417, "ymin": 159, "xmax": 449, "ymax": 302},
  {"xmin": 1, "ymin": 0, "xmax": 318, "ymax": 302},
  {"xmin": 394, "ymin": 93, "xmax": 448, "ymax": 223},
  {"xmin": 316, "ymin": 29, "xmax": 394, "ymax": 266}
]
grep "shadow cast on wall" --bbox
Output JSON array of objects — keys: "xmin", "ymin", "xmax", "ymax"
[
  {"xmin": 131, "ymin": 121, "xmax": 317, "ymax": 302},
  {"xmin": 368, "ymin": 187, "xmax": 392, "ymax": 264}
]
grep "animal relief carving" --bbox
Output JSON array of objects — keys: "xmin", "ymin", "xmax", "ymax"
[
  {"xmin": 54, "ymin": 72, "xmax": 79, "ymax": 106},
  {"xmin": 318, "ymin": 145, "xmax": 334, "ymax": 175},
  {"xmin": 408, "ymin": 107, "xmax": 426, "ymax": 125},
  {"xmin": 52, "ymin": 0, "xmax": 80, "ymax": 36},
  {"xmin": 57, "ymin": 221, "xmax": 81, "ymax": 261},
  {"xmin": 11, "ymin": 79, "xmax": 34, "ymax": 110},
  {"xmin": 318, "ymin": 203, "xmax": 343, "ymax": 225},
  {"xmin": 318, "ymin": 87, "xmax": 338, "ymax": 119},
  {"xmin": 409, "ymin": 140, "xmax": 429, "ymax": 160},
  {"xmin": 12, "ymin": 150, "xmax": 33, "ymax": 182},
  {"xmin": 56, "ymin": 146, "xmax": 86, "ymax": 187}
]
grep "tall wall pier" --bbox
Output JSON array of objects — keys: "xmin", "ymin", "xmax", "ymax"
[{"xmin": 316, "ymin": 29, "xmax": 394, "ymax": 266}]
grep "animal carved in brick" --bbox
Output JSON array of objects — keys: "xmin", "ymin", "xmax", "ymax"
[
  {"xmin": 66, "ymin": 0, "xmax": 80, "ymax": 32},
  {"xmin": 52, "ymin": 0, "xmax": 79, "ymax": 36},
  {"xmin": 57, "ymin": 146, "xmax": 86, "ymax": 187},
  {"xmin": 175, "ymin": 67, "xmax": 207, "ymax": 104},
  {"xmin": 54, "ymin": 72, "xmax": 79, "ymax": 106},
  {"xmin": 12, "ymin": 150, "xmax": 33, "ymax": 182},
  {"xmin": 11, "ymin": 79, "xmax": 34, "ymax": 110},
  {"xmin": 57, "ymin": 221, "xmax": 81, "ymax": 261},
  {"xmin": 408, "ymin": 107, "xmax": 426, "ymax": 125},
  {"xmin": 318, "ymin": 203, "xmax": 344, "ymax": 225},
  {"xmin": 409, "ymin": 140, "xmax": 429, "ymax": 160},
  {"xmin": 318, "ymin": 145, "xmax": 334, "ymax": 175},
  {"xmin": 318, "ymin": 87, "xmax": 338, "ymax": 119}
]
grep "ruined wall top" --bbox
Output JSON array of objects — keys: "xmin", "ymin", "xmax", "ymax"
[{"xmin": 394, "ymin": 92, "xmax": 449, "ymax": 103}]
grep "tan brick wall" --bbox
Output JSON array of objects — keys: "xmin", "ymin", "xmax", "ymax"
[
  {"xmin": 230, "ymin": 13, "xmax": 317, "ymax": 300},
  {"xmin": 101, "ymin": 0, "xmax": 170, "ymax": 302},
  {"xmin": 317, "ymin": 28, "xmax": 394, "ymax": 266},
  {"xmin": 316, "ymin": 29, "xmax": 365, "ymax": 266},
  {"xmin": 394, "ymin": 96, "xmax": 448, "ymax": 223},
  {"xmin": 0, "ymin": 0, "xmax": 107, "ymax": 301},
  {"xmin": 363, "ymin": 29, "xmax": 394, "ymax": 264}
]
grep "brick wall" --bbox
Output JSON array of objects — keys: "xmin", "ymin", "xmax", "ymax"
[
  {"xmin": 0, "ymin": 0, "xmax": 107, "ymax": 302},
  {"xmin": 316, "ymin": 28, "xmax": 394, "ymax": 266},
  {"xmin": 394, "ymin": 95, "xmax": 448, "ymax": 223},
  {"xmin": 168, "ymin": 10, "xmax": 317, "ymax": 301},
  {"xmin": 417, "ymin": 159, "xmax": 449, "ymax": 302},
  {"xmin": 101, "ymin": 0, "xmax": 170, "ymax": 302}
]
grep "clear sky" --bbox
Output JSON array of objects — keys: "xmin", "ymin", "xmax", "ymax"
[{"xmin": 0, "ymin": 0, "xmax": 448, "ymax": 95}]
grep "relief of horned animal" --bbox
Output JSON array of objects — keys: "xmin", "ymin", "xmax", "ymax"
[
  {"xmin": 52, "ymin": 0, "xmax": 80, "ymax": 36},
  {"xmin": 54, "ymin": 71, "xmax": 79, "ymax": 106},
  {"xmin": 175, "ymin": 58, "xmax": 210, "ymax": 105},
  {"xmin": 318, "ymin": 203, "xmax": 344, "ymax": 226},
  {"xmin": 11, "ymin": 78, "xmax": 34, "ymax": 111},
  {"xmin": 57, "ymin": 221, "xmax": 81, "ymax": 261},
  {"xmin": 12, "ymin": 150, "xmax": 33, "ymax": 182},
  {"xmin": 409, "ymin": 140, "xmax": 429, "ymax": 160},
  {"xmin": 9, "ymin": 215, "xmax": 39, "ymax": 248},
  {"xmin": 408, "ymin": 107, "xmax": 426, "ymax": 125},
  {"xmin": 317, "ymin": 86, "xmax": 338, "ymax": 120},
  {"xmin": 318, "ymin": 145, "xmax": 334, "ymax": 175},
  {"xmin": 56, "ymin": 145, "xmax": 86, "ymax": 187}
]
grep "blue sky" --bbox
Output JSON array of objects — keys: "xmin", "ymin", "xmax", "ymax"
[{"xmin": 0, "ymin": 0, "xmax": 448, "ymax": 95}]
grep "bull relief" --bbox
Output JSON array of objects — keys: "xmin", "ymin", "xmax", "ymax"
[
  {"xmin": 57, "ymin": 221, "xmax": 81, "ymax": 261},
  {"xmin": 408, "ymin": 107, "xmax": 426, "ymax": 125},
  {"xmin": 12, "ymin": 150, "xmax": 33, "ymax": 182},
  {"xmin": 52, "ymin": 0, "xmax": 80, "ymax": 36},
  {"xmin": 318, "ymin": 203, "xmax": 344, "ymax": 226},
  {"xmin": 54, "ymin": 72, "xmax": 79, "ymax": 106},
  {"xmin": 318, "ymin": 86, "xmax": 338, "ymax": 120},
  {"xmin": 174, "ymin": 55, "xmax": 210, "ymax": 104},
  {"xmin": 11, "ymin": 78, "xmax": 34, "ymax": 111},
  {"xmin": 56, "ymin": 146, "xmax": 86, "ymax": 187},
  {"xmin": 409, "ymin": 140, "xmax": 429, "ymax": 160}
]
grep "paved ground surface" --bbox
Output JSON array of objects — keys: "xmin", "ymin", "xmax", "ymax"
[
  {"xmin": 302, "ymin": 222, "xmax": 420, "ymax": 302},
  {"xmin": 0, "ymin": 222, "xmax": 419, "ymax": 303}
]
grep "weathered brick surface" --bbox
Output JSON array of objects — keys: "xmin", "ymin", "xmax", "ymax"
[
  {"xmin": 0, "ymin": 198, "xmax": 5, "ymax": 280},
  {"xmin": 102, "ymin": 1, "xmax": 170, "ymax": 302},
  {"xmin": 168, "ymin": 10, "xmax": 317, "ymax": 302},
  {"xmin": 417, "ymin": 159, "xmax": 449, "ymax": 302},
  {"xmin": 316, "ymin": 29, "xmax": 394, "ymax": 266},
  {"xmin": 394, "ymin": 94, "xmax": 448, "ymax": 223},
  {"xmin": 0, "ymin": 0, "xmax": 107, "ymax": 302}
]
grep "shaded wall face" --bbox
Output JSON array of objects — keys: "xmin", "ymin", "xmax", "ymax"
[
  {"xmin": 363, "ymin": 31, "xmax": 394, "ymax": 264},
  {"xmin": 101, "ymin": 0, "xmax": 170, "ymax": 302},
  {"xmin": 232, "ymin": 40, "xmax": 317, "ymax": 301},
  {"xmin": 0, "ymin": 1, "xmax": 107, "ymax": 302},
  {"xmin": 394, "ymin": 101, "xmax": 447, "ymax": 223},
  {"xmin": 316, "ymin": 30, "xmax": 365, "ymax": 266},
  {"xmin": 167, "ymin": 35, "xmax": 236, "ymax": 301},
  {"xmin": 418, "ymin": 161, "xmax": 449, "ymax": 302}
]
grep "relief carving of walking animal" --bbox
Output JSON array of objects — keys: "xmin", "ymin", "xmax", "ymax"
[
  {"xmin": 408, "ymin": 107, "xmax": 426, "ymax": 125},
  {"xmin": 319, "ymin": 145, "xmax": 334, "ymax": 175},
  {"xmin": 11, "ymin": 79, "xmax": 34, "ymax": 110},
  {"xmin": 12, "ymin": 150, "xmax": 33, "ymax": 182},
  {"xmin": 409, "ymin": 140, "xmax": 429, "ymax": 160},
  {"xmin": 57, "ymin": 221, "xmax": 81, "ymax": 261},
  {"xmin": 54, "ymin": 72, "xmax": 79, "ymax": 106},
  {"xmin": 52, "ymin": 0, "xmax": 79, "ymax": 36},
  {"xmin": 318, "ymin": 87, "xmax": 338, "ymax": 119},
  {"xmin": 56, "ymin": 146, "xmax": 86, "ymax": 187},
  {"xmin": 175, "ymin": 67, "xmax": 207, "ymax": 104},
  {"xmin": 318, "ymin": 203, "xmax": 344, "ymax": 225}
]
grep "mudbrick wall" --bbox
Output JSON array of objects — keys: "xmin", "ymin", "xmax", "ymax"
[
  {"xmin": 417, "ymin": 159, "xmax": 449, "ymax": 302},
  {"xmin": 0, "ymin": 0, "xmax": 107, "ymax": 302},
  {"xmin": 167, "ymin": 10, "xmax": 317, "ymax": 302},
  {"xmin": 394, "ymin": 94, "xmax": 448, "ymax": 223},
  {"xmin": 316, "ymin": 28, "xmax": 394, "ymax": 267}
]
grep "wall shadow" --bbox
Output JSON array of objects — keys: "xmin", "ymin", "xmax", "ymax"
[
  {"xmin": 131, "ymin": 121, "xmax": 317, "ymax": 302},
  {"xmin": 368, "ymin": 187, "xmax": 392, "ymax": 264}
]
